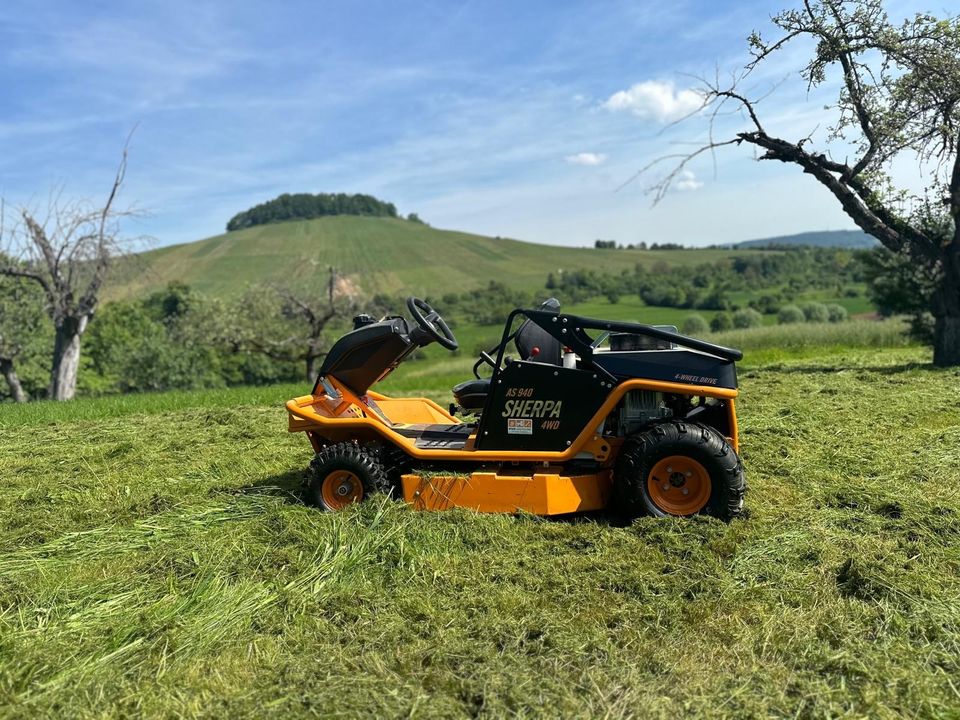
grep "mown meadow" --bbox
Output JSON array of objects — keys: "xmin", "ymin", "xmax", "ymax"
[{"xmin": 1, "ymin": 322, "xmax": 958, "ymax": 718}]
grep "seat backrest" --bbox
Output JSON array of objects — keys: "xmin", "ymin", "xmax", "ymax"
[
  {"xmin": 515, "ymin": 297, "xmax": 562, "ymax": 365},
  {"xmin": 318, "ymin": 318, "xmax": 414, "ymax": 395}
]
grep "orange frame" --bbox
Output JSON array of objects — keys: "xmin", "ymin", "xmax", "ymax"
[{"xmin": 287, "ymin": 375, "xmax": 739, "ymax": 465}]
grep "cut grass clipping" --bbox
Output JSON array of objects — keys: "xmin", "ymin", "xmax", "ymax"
[{"xmin": 1, "ymin": 346, "xmax": 959, "ymax": 717}]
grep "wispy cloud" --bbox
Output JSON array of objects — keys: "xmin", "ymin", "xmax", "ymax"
[
  {"xmin": 565, "ymin": 152, "xmax": 607, "ymax": 166},
  {"xmin": 602, "ymin": 80, "xmax": 702, "ymax": 123},
  {"xmin": 675, "ymin": 170, "xmax": 703, "ymax": 191}
]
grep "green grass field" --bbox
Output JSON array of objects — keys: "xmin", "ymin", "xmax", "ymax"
[
  {"xmin": 109, "ymin": 216, "xmax": 767, "ymax": 300},
  {"xmin": 2, "ymin": 325, "xmax": 959, "ymax": 718}
]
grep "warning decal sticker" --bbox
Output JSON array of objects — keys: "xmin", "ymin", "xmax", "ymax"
[{"xmin": 507, "ymin": 418, "xmax": 533, "ymax": 435}]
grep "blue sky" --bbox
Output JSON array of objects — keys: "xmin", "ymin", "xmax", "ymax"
[{"xmin": 0, "ymin": 0, "xmax": 939, "ymax": 248}]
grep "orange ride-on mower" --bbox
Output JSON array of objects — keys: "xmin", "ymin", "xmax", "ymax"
[{"xmin": 286, "ymin": 297, "xmax": 745, "ymax": 520}]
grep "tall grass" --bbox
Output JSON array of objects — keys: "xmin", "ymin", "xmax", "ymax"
[{"xmin": 1, "ymin": 346, "xmax": 959, "ymax": 717}]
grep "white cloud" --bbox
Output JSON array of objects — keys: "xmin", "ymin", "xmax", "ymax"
[
  {"xmin": 565, "ymin": 152, "xmax": 607, "ymax": 166},
  {"xmin": 675, "ymin": 170, "xmax": 703, "ymax": 192},
  {"xmin": 603, "ymin": 80, "xmax": 702, "ymax": 123}
]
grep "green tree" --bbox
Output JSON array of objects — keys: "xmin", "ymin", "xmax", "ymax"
[
  {"xmin": 732, "ymin": 308, "xmax": 763, "ymax": 329},
  {"xmin": 84, "ymin": 285, "xmax": 230, "ymax": 393},
  {"xmin": 801, "ymin": 302, "xmax": 831, "ymax": 323},
  {"xmin": 650, "ymin": 1, "xmax": 960, "ymax": 365},
  {"xmin": 0, "ymin": 273, "xmax": 48, "ymax": 402},
  {"xmin": 682, "ymin": 314, "xmax": 709, "ymax": 335},
  {"xmin": 826, "ymin": 304, "xmax": 849, "ymax": 323},
  {"xmin": 863, "ymin": 246, "xmax": 938, "ymax": 341},
  {"xmin": 778, "ymin": 305, "xmax": 806, "ymax": 324},
  {"xmin": 710, "ymin": 313, "xmax": 733, "ymax": 332},
  {"xmin": 234, "ymin": 268, "xmax": 356, "ymax": 380}
]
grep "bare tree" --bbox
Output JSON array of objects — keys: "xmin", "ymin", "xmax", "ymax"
[
  {"xmin": 641, "ymin": 1, "xmax": 960, "ymax": 366},
  {"xmin": 0, "ymin": 149, "xmax": 134, "ymax": 399},
  {"xmin": 236, "ymin": 267, "xmax": 356, "ymax": 380}
]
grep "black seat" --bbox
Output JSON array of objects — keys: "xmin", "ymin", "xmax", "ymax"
[
  {"xmin": 318, "ymin": 317, "xmax": 415, "ymax": 395},
  {"xmin": 451, "ymin": 298, "xmax": 561, "ymax": 411},
  {"xmin": 514, "ymin": 297, "xmax": 562, "ymax": 364},
  {"xmin": 452, "ymin": 378, "xmax": 490, "ymax": 410}
]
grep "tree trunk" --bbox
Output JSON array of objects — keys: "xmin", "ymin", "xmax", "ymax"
[
  {"xmin": 0, "ymin": 358, "xmax": 28, "ymax": 403},
  {"xmin": 306, "ymin": 353, "xmax": 321, "ymax": 383},
  {"xmin": 49, "ymin": 315, "xmax": 88, "ymax": 401},
  {"xmin": 932, "ymin": 249, "xmax": 960, "ymax": 367},
  {"xmin": 934, "ymin": 314, "xmax": 960, "ymax": 366}
]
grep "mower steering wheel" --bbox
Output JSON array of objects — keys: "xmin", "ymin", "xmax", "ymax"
[{"xmin": 406, "ymin": 297, "xmax": 459, "ymax": 351}]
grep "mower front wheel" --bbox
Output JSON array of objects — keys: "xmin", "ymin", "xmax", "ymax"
[
  {"xmin": 613, "ymin": 421, "xmax": 744, "ymax": 521},
  {"xmin": 306, "ymin": 442, "xmax": 391, "ymax": 511}
]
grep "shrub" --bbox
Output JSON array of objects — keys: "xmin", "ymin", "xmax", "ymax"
[
  {"xmin": 801, "ymin": 302, "xmax": 831, "ymax": 323},
  {"xmin": 710, "ymin": 313, "xmax": 732, "ymax": 332},
  {"xmin": 752, "ymin": 295, "xmax": 781, "ymax": 314},
  {"xmin": 710, "ymin": 318, "xmax": 911, "ymax": 352},
  {"xmin": 682, "ymin": 315, "xmax": 709, "ymax": 335},
  {"xmin": 778, "ymin": 305, "xmax": 806, "ymax": 324},
  {"xmin": 732, "ymin": 308, "xmax": 763, "ymax": 329},
  {"xmin": 826, "ymin": 304, "xmax": 849, "ymax": 323}
]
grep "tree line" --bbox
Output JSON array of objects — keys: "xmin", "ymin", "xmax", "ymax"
[
  {"xmin": 594, "ymin": 240, "xmax": 685, "ymax": 250},
  {"xmin": 0, "ymin": 273, "xmax": 382, "ymax": 401},
  {"xmin": 225, "ymin": 193, "xmax": 411, "ymax": 232},
  {"xmin": 539, "ymin": 246, "xmax": 866, "ymax": 312}
]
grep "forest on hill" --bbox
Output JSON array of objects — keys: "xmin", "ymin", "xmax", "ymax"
[{"xmin": 225, "ymin": 192, "xmax": 412, "ymax": 232}]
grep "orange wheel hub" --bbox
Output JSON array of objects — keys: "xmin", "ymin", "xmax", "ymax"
[
  {"xmin": 320, "ymin": 470, "xmax": 364, "ymax": 510},
  {"xmin": 647, "ymin": 455, "xmax": 711, "ymax": 516}
]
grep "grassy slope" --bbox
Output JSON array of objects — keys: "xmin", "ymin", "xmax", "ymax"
[
  {"xmin": 2, "ymin": 340, "xmax": 959, "ymax": 718},
  {"xmin": 110, "ymin": 216, "xmax": 759, "ymax": 299}
]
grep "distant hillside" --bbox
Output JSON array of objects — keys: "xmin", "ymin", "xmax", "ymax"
[
  {"xmin": 109, "ymin": 216, "xmax": 759, "ymax": 301},
  {"xmin": 732, "ymin": 230, "xmax": 878, "ymax": 249}
]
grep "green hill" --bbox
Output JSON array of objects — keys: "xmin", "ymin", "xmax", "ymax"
[
  {"xmin": 732, "ymin": 229, "xmax": 877, "ymax": 249},
  {"xmin": 111, "ymin": 216, "xmax": 757, "ymax": 300}
]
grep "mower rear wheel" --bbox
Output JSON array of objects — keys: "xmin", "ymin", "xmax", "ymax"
[
  {"xmin": 307, "ymin": 442, "xmax": 391, "ymax": 511},
  {"xmin": 613, "ymin": 420, "xmax": 744, "ymax": 521}
]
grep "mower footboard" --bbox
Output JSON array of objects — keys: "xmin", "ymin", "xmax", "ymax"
[
  {"xmin": 286, "ymin": 390, "xmax": 458, "ymax": 439},
  {"xmin": 372, "ymin": 396, "xmax": 457, "ymax": 424}
]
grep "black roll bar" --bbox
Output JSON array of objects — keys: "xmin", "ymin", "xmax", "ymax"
[{"xmin": 486, "ymin": 308, "xmax": 743, "ymax": 385}]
